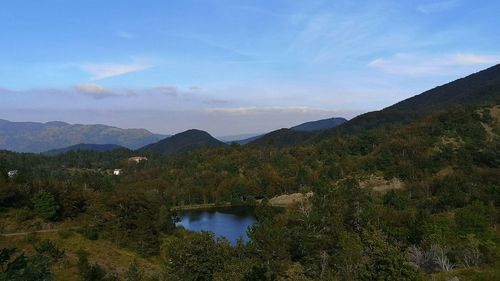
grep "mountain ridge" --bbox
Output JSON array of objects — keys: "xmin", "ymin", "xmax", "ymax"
[
  {"xmin": 290, "ymin": 117, "xmax": 347, "ymax": 132},
  {"xmin": 0, "ymin": 119, "xmax": 166, "ymax": 153}
]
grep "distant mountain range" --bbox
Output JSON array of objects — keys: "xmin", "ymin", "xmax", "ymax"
[
  {"xmin": 0, "ymin": 120, "xmax": 166, "ymax": 153},
  {"xmin": 140, "ymin": 129, "xmax": 225, "ymax": 156},
  {"xmin": 43, "ymin": 143, "xmax": 127, "ymax": 156},
  {"xmin": 232, "ymin": 117, "xmax": 348, "ymax": 145},
  {"xmin": 217, "ymin": 133, "xmax": 261, "ymax": 143},
  {"xmin": 249, "ymin": 64, "xmax": 500, "ymax": 146},
  {"xmin": 9, "ymin": 61, "xmax": 497, "ymax": 155}
]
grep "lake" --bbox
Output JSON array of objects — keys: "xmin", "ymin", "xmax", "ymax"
[{"xmin": 176, "ymin": 206, "xmax": 256, "ymax": 244}]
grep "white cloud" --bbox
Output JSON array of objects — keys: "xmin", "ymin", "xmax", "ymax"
[
  {"xmin": 417, "ymin": 0, "xmax": 461, "ymax": 14},
  {"xmin": 206, "ymin": 106, "xmax": 331, "ymax": 115},
  {"xmin": 369, "ymin": 52, "xmax": 500, "ymax": 76},
  {"xmin": 451, "ymin": 53, "xmax": 500, "ymax": 65},
  {"xmin": 116, "ymin": 31, "xmax": 134, "ymax": 39},
  {"xmin": 82, "ymin": 62, "xmax": 151, "ymax": 80},
  {"xmin": 74, "ymin": 84, "xmax": 117, "ymax": 99}
]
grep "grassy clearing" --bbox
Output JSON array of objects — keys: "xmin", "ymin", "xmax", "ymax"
[{"xmin": 0, "ymin": 229, "xmax": 162, "ymax": 280}]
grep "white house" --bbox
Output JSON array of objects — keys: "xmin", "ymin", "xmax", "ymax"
[
  {"xmin": 113, "ymin": 169, "xmax": 122, "ymax": 176},
  {"xmin": 7, "ymin": 170, "xmax": 18, "ymax": 178}
]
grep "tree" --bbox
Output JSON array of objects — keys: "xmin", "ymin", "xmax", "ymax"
[
  {"xmin": 0, "ymin": 248, "xmax": 54, "ymax": 281},
  {"xmin": 360, "ymin": 229, "xmax": 421, "ymax": 281},
  {"xmin": 31, "ymin": 191, "xmax": 59, "ymax": 220},
  {"xmin": 164, "ymin": 232, "xmax": 231, "ymax": 281},
  {"xmin": 77, "ymin": 250, "xmax": 117, "ymax": 281}
]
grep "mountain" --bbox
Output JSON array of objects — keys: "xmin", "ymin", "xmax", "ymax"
[
  {"xmin": 334, "ymin": 63, "xmax": 500, "ymax": 134},
  {"xmin": 140, "ymin": 129, "xmax": 225, "ymax": 156},
  {"xmin": 43, "ymin": 143, "xmax": 127, "ymax": 156},
  {"xmin": 234, "ymin": 135, "xmax": 262, "ymax": 145},
  {"xmin": 0, "ymin": 119, "xmax": 166, "ymax": 153},
  {"xmin": 252, "ymin": 64, "xmax": 500, "ymax": 146},
  {"xmin": 290, "ymin": 117, "xmax": 347, "ymax": 132}
]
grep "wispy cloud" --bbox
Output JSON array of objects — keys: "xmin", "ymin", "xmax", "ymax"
[
  {"xmin": 417, "ymin": 0, "xmax": 461, "ymax": 14},
  {"xmin": 116, "ymin": 31, "xmax": 134, "ymax": 39},
  {"xmin": 369, "ymin": 52, "xmax": 500, "ymax": 76},
  {"xmin": 82, "ymin": 62, "xmax": 151, "ymax": 80},
  {"xmin": 206, "ymin": 106, "xmax": 331, "ymax": 115}
]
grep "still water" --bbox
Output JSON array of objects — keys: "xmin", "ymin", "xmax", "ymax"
[{"xmin": 176, "ymin": 207, "xmax": 256, "ymax": 244}]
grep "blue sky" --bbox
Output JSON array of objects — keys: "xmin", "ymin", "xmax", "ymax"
[{"xmin": 1, "ymin": 0, "xmax": 499, "ymax": 135}]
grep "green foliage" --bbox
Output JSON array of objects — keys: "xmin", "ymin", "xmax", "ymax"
[
  {"xmin": 164, "ymin": 232, "xmax": 232, "ymax": 281},
  {"xmin": 31, "ymin": 191, "xmax": 59, "ymax": 220},
  {"xmin": 34, "ymin": 240, "xmax": 65, "ymax": 262},
  {"xmin": 455, "ymin": 201, "xmax": 496, "ymax": 236},
  {"xmin": 77, "ymin": 250, "xmax": 118, "ymax": 281},
  {"xmin": 359, "ymin": 229, "xmax": 421, "ymax": 281},
  {"xmin": 0, "ymin": 248, "xmax": 54, "ymax": 281}
]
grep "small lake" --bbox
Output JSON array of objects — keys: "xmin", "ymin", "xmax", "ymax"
[{"xmin": 176, "ymin": 206, "xmax": 256, "ymax": 244}]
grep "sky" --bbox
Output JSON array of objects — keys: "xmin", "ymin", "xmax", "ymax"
[{"xmin": 1, "ymin": 0, "xmax": 499, "ymax": 136}]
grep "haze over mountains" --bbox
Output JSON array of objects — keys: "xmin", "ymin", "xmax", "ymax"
[
  {"xmin": 0, "ymin": 116, "xmax": 349, "ymax": 154},
  {"xmin": 0, "ymin": 119, "xmax": 165, "ymax": 153},
  {"xmin": 2, "ymin": 64, "xmax": 500, "ymax": 155}
]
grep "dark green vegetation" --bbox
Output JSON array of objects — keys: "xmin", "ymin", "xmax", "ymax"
[
  {"xmin": 43, "ymin": 144, "xmax": 127, "ymax": 156},
  {"xmin": 290, "ymin": 117, "xmax": 347, "ymax": 132},
  {"xmin": 0, "ymin": 119, "xmax": 165, "ymax": 153},
  {"xmin": 1, "ymin": 65, "xmax": 500, "ymax": 280},
  {"xmin": 139, "ymin": 129, "xmax": 225, "ymax": 156}
]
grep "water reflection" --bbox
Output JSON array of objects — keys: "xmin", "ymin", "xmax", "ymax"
[{"xmin": 176, "ymin": 207, "xmax": 256, "ymax": 244}]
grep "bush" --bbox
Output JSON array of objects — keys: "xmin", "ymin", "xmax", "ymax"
[
  {"xmin": 34, "ymin": 239, "xmax": 65, "ymax": 262},
  {"xmin": 79, "ymin": 226, "xmax": 99, "ymax": 241}
]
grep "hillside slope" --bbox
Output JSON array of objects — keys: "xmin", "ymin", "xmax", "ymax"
[
  {"xmin": 335, "ymin": 63, "xmax": 500, "ymax": 134},
  {"xmin": 291, "ymin": 117, "xmax": 347, "ymax": 132},
  {"xmin": 0, "ymin": 120, "xmax": 165, "ymax": 153}
]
